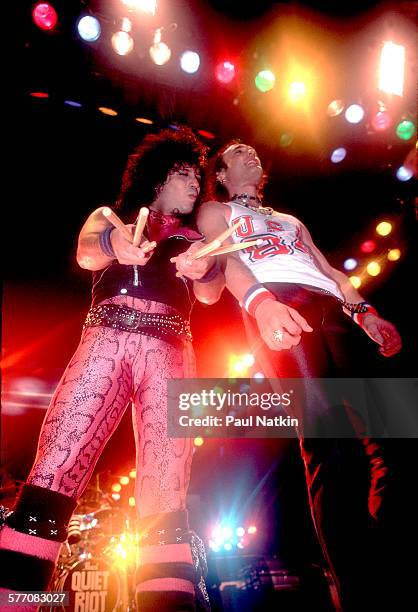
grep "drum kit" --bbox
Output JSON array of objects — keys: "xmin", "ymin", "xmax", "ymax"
[{"xmin": 44, "ymin": 477, "xmax": 138, "ymax": 612}]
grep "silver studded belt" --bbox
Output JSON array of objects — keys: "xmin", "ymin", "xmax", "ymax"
[{"xmin": 84, "ymin": 304, "xmax": 192, "ymax": 348}]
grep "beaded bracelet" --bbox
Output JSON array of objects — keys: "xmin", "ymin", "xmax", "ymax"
[
  {"xmin": 99, "ymin": 226, "xmax": 116, "ymax": 258},
  {"xmin": 195, "ymin": 259, "xmax": 221, "ymax": 283},
  {"xmin": 242, "ymin": 283, "xmax": 276, "ymax": 317}
]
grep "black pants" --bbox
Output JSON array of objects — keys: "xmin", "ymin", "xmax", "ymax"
[{"xmin": 243, "ymin": 283, "xmax": 415, "ymax": 610}]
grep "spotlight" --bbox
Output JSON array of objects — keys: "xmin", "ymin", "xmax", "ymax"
[
  {"xmin": 77, "ymin": 15, "xmax": 101, "ymax": 42},
  {"xmin": 112, "ymin": 483, "xmax": 122, "ymax": 492},
  {"xmin": 98, "ymin": 107, "xmax": 118, "ymax": 116},
  {"xmin": 387, "ymin": 249, "xmax": 401, "ymax": 262},
  {"xmin": 279, "ymin": 133, "xmax": 294, "ymax": 148},
  {"xmin": 247, "ymin": 525, "xmax": 257, "ymax": 534},
  {"xmin": 396, "ymin": 120, "xmax": 415, "ymax": 141},
  {"xmin": 112, "ymin": 30, "xmax": 134, "ymax": 55},
  {"xmin": 330, "ymin": 148, "xmax": 347, "ymax": 163},
  {"xmin": 149, "ymin": 28, "xmax": 171, "ymax": 66},
  {"xmin": 255, "ymin": 70, "xmax": 275, "ymax": 93},
  {"xmin": 135, "ymin": 117, "xmax": 153, "ymax": 125},
  {"xmin": 194, "ymin": 437, "xmax": 204, "ymax": 447},
  {"xmin": 288, "ymin": 81, "xmax": 306, "ymax": 102},
  {"xmin": 327, "ymin": 99, "xmax": 345, "ymax": 117},
  {"xmin": 32, "ymin": 3, "xmax": 58, "ymax": 31},
  {"xmin": 366, "ymin": 261, "xmax": 381, "ymax": 277},
  {"xmin": 121, "ymin": 0, "xmax": 157, "ymax": 15},
  {"xmin": 360, "ymin": 240, "xmax": 376, "ymax": 254},
  {"xmin": 349, "ymin": 276, "xmax": 362, "ymax": 289},
  {"xmin": 396, "ymin": 165, "xmax": 413, "ymax": 181},
  {"xmin": 242, "ymin": 354, "xmax": 255, "ymax": 367},
  {"xmin": 180, "ymin": 51, "xmax": 200, "ymax": 74},
  {"xmin": 111, "ymin": 493, "xmax": 121, "ymax": 501},
  {"xmin": 371, "ymin": 111, "xmax": 392, "ymax": 132},
  {"xmin": 120, "ymin": 476, "xmax": 130, "ymax": 485},
  {"xmin": 378, "ymin": 41, "xmax": 405, "ymax": 97},
  {"xmin": 343, "ymin": 258, "xmax": 358, "ymax": 271},
  {"xmin": 215, "ymin": 61, "xmax": 236, "ymax": 84},
  {"xmin": 376, "ymin": 221, "xmax": 392, "ymax": 236},
  {"xmin": 129, "ymin": 497, "xmax": 136, "ymax": 506},
  {"xmin": 129, "ymin": 469, "xmax": 137, "ymax": 478},
  {"xmin": 345, "ymin": 104, "xmax": 364, "ymax": 124},
  {"xmin": 236, "ymin": 527, "xmax": 245, "ymax": 537}
]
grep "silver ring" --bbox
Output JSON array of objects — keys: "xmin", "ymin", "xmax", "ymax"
[{"xmin": 273, "ymin": 329, "xmax": 284, "ymax": 343}]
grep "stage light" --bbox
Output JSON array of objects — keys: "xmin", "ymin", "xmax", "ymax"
[
  {"xmin": 112, "ymin": 30, "xmax": 134, "ymax": 56},
  {"xmin": 180, "ymin": 51, "xmax": 200, "ymax": 74},
  {"xmin": 209, "ymin": 541, "xmax": 220, "ymax": 552},
  {"xmin": 279, "ymin": 133, "xmax": 294, "ymax": 148},
  {"xmin": 197, "ymin": 129, "xmax": 215, "ymax": 139},
  {"xmin": 120, "ymin": 476, "xmax": 130, "ymax": 485},
  {"xmin": 242, "ymin": 354, "xmax": 255, "ymax": 367},
  {"xmin": 30, "ymin": 91, "xmax": 49, "ymax": 98},
  {"xmin": 378, "ymin": 41, "xmax": 405, "ymax": 97},
  {"xmin": 129, "ymin": 469, "xmax": 137, "ymax": 478},
  {"xmin": 194, "ymin": 437, "xmax": 204, "ymax": 447},
  {"xmin": 77, "ymin": 15, "xmax": 101, "ymax": 42},
  {"xmin": 396, "ymin": 165, "xmax": 413, "ymax": 181},
  {"xmin": 396, "ymin": 120, "xmax": 415, "ymax": 141},
  {"xmin": 360, "ymin": 240, "xmax": 376, "ymax": 254},
  {"xmin": 112, "ymin": 483, "xmax": 122, "ymax": 492},
  {"xmin": 327, "ymin": 99, "xmax": 345, "ymax": 117},
  {"xmin": 64, "ymin": 100, "xmax": 82, "ymax": 108},
  {"xmin": 32, "ymin": 3, "xmax": 58, "ymax": 31},
  {"xmin": 236, "ymin": 527, "xmax": 245, "ymax": 537},
  {"xmin": 255, "ymin": 70, "xmax": 275, "ymax": 93},
  {"xmin": 224, "ymin": 542, "xmax": 232, "ymax": 551},
  {"xmin": 211, "ymin": 527, "xmax": 221, "ymax": 540},
  {"xmin": 288, "ymin": 81, "xmax": 306, "ymax": 102},
  {"xmin": 121, "ymin": 0, "xmax": 157, "ymax": 15},
  {"xmin": 247, "ymin": 525, "xmax": 257, "ymax": 534},
  {"xmin": 376, "ymin": 221, "xmax": 392, "ymax": 236},
  {"xmin": 129, "ymin": 497, "xmax": 136, "ymax": 506},
  {"xmin": 222, "ymin": 527, "xmax": 233, "ymax": 539},
  {"xmin": 253, "ymin": 372, "xmax": 265, "ymax": 380},
  {"xmin": 349, "ymin": 276, "xmax": 361, "ymax": 289},
  {"xmin": 149, "ymin": 28, "xmax": 171, "ymax": 65},
  {"xmin": 343, "ymin": 258, "xmax": 358, "ymax": 271},
  {"xmin": 387, "ymin": 248, "xmax": 401, "ymax": 261},
  {"xmin": 345, "ymin": 104, "xmax": 364, "ymax": 124},
  {"xmin": 330, "ymin": 148, "xmax": 347, "ymax": 163},
  {"xmin": 237, "ymin": 541, "xmax": 244, "ymax": 549},
  {"xmin": 98, "ymin": 107, "xmax": 118, "ymax": 116},
  {"xmin": 231, "ymin": 360, "xmax": 246, "ymax": 375},
  {"xmin": 366, "ymin": 261, "xmax": 381, "ymax": 277},
  {"xmin": 111, "ymin": 493, "xmax": 121, "ymax": 501},
  {"xmin": 136, "ymin": 117, "xmax": 153, "ymax": 125},
  {"xmin": 371, "ymin": 111, "xmax": 392, "ymax": 132},
  {"xmin": 215, "ymin": 61, "xmax": 236, "ymax": 84}
]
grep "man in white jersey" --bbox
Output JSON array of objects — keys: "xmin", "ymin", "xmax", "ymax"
[{"xmin": 193, "ymin": 141, "xmax": 404, "ymax": 610}]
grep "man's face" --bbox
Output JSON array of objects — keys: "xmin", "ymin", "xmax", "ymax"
[
  {"xmin": 157, "ymin": 165, "xmax": 201, "ymax": 215},
  {"xmin": 219, "ymin": 143, "xmax": 263, "ymax": 186}
]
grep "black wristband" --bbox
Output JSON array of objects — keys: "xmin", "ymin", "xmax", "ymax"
[
  {"xmin": 99, "ymin": 226, "xmax": 116, "ymax": 258},
  {"xmin": 195, "ymin": 259, "xmax": 221, "ymax": 283}
]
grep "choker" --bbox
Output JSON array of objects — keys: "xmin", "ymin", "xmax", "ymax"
[{"xmin": 231, "ymin": 193, "xmax": 274, "ymax": 216}]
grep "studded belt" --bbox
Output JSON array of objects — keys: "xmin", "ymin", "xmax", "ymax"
[{"xmin": 84, "ymin": 304, "xmax": 192, "ymax": 348}]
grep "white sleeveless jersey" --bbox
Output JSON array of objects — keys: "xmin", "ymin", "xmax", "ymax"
[{"xmin": 226, "ymin": 201, "xmax": 344, "ymax": 300}]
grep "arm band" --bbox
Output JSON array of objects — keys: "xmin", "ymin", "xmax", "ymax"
[
  {"xmin": 98, "ymin": 227, "xmax": 116, "ymax": 258},
  {"xmin": 242, "ymin": 283, "xmax": 276, "ymax": 317},
  {"xmin": 351, "ymin": 302, "xmax": 379, "ymax": 327}
]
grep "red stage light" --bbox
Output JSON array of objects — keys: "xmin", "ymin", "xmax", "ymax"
[
  {"xmin": 215, "ymin": 61, "xmax": 236, "ymax": 84},
  {"xmin": 360, "ymin": 240, "xmax": 376, "ymax": 254},
  {"xmin": 32, "ymin": 3, "xmax": 58, "ymax": 31}
]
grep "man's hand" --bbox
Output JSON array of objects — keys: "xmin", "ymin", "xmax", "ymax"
[
  {"xmin": 360, "ymin": 314, "xmax": 402, "ymax": 357},
  {"xmin": 110, "ymin": 225, "xmax": 156, "ymax": 266},
  {"xmin": 171, "ymin": 242, "xmax": 215, "ymax": 280},
  {"xmin": 254, "ymin": 298, "xmax": 313, "ymax": 351}
]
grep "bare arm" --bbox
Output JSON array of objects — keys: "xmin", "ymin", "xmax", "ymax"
[
  {"xmin": 77, "ymin": 206, "xmax": 155, "ymax": 271},
  {"xmin": 300, "ymin": 222, "xmax": 402, "ymax": 356}
]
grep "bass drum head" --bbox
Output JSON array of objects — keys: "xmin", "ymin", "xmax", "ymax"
[{"xmin": 54, "ymin": 557, "xmax": 122, "ymax": 612}]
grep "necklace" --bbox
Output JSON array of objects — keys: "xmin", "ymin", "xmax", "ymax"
[{"xmin": 231, "ymin": 193, "xmax": 274, "ymax": 216}]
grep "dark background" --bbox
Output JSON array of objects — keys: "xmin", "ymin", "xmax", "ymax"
[{"xmin": 2, "ymin": 0, "xmax": 417, "ymax": 596}]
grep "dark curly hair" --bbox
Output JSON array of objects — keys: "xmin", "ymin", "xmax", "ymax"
[
  {"xmin": 203, "ymin": 139, "xmax": 267, "ymax": 203},
  {"xmin": 114, "ymin": 126, "xmax": 207, "ymax": 219}
]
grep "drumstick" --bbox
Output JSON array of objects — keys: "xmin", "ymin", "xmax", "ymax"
[
  {"xmin": 192, "ymin": 240, "xmax": 222, "ymax": 260},
  {"xmin": 207, "ymin": 238, "xmax": 264, "ymax": 256},
  {"xmin": 132, "ymin": 208, "xmax": 149, "ymax": 247},
  {"xmin": 102, "ymin": 207, "xmax": 133, "ymax": 242}
]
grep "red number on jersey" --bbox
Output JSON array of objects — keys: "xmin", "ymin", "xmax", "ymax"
[
  {"xmin": 247, "ymin": 233, "xmax": 291, "ymax": 261},
  {"xmin": 233, "ymin": 215, "xmax": 255, "ymax": 237}
]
